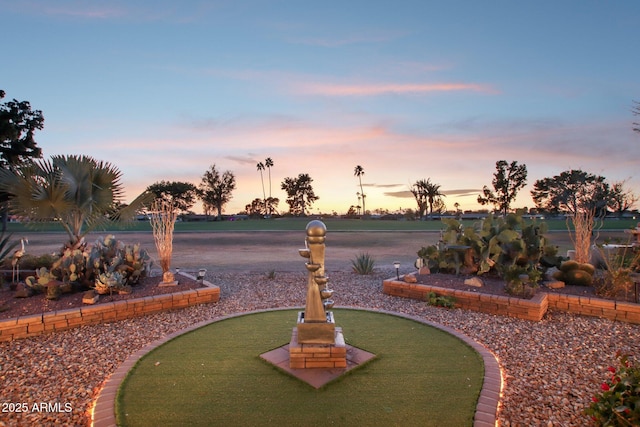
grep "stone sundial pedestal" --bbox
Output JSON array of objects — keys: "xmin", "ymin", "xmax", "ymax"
[{"xmin": 289, "ymin": 220, "xmax": 346, "ymax": 369}]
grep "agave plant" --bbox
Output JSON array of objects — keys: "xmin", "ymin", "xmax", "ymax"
[{"xmin": 351, "ymin": 252, "xmax": 375, "ymax": 275}]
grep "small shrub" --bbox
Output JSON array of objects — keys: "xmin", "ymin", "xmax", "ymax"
[
  {"xmin": 425, "ymin": 291, "xmax": 456, "ymax": 308},
  {"xmin": 593, "ymin": 243, "xmax": 640, "ymax": 300},
  {"xmin": 584, "ymin": 352, "xmax": 640, "ymax": 426},
  {"xmin": 351, "ymin": 252, "xmax": 375, "ymax": 275},
  {"xmin": 16, "ymin": 253, "xmax": 57, "ymax": 271},
  {"xmin": 265, "ymin": 269, "xmax": 276, "ymax": 280},
  {"xmin": 503, "ymin": 265, "xmax": 540, "ymax": 298}
]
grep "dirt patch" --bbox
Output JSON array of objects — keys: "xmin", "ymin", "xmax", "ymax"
[{"xmin": 0, "ymin": 274, "xmax": 204, "ymax": 321}]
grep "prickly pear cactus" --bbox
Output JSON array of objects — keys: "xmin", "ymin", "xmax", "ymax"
[
  {"xmin": 51, "ymin": 248, "xmax": 89, "ymax": 286},
  {"xmin": 418, "ymin": 211, "xmax": 558, "ymax": 283}
]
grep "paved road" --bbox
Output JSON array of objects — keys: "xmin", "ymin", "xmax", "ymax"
[
  {"xmin": 17, "ymin": 229, "xmax": 628, "ymax": 273},
  {"xmin": 18, "ymin": 230, "xmax": 442, "ymax": 273}
]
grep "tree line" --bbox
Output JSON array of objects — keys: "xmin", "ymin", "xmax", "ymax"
[
  {"xmin": 0, "ymin": 89, "xmax": 638, "ymax": 242},
  {"xmin": 412, "ymin": 160, "xmax": 637, "ymax": 220}
]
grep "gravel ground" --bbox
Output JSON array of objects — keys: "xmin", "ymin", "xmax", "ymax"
[{"xmin": 1, "ymin": 268, "xmax": 639, "ymax": 426}]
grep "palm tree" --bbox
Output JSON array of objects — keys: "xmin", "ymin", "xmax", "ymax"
[
  {"xmin": 410, "ymin": 178, "xmax": 445, "ymax": 219},
  {"xmin": 0, "ymin": 154, "xmax": 152, "ymax": 250},
  {"xmin": 264, "ymin": 157, "xmax": 274, "ymax": 216},
  {"xmin": 354, "ymin": 165, "xmax": 365, "ymax": 216},
  {"xmin": 256, "ymin": 161, "xmax": 266, "ymax": 210},
  {"xmin": 424, "ymin": 179, "xmax": 445, "ymax": 218}
]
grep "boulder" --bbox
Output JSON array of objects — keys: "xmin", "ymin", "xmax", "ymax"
[
  {"xmin": 544, "ymin": 280, "xmax": 565, "ymax": 289},
  {"xmin": 82, "ymin": 290, "xmax": 99, "ymax": 305},
  {"xmin": 464, "ymin": 277, "xmax": 483, "ymax": 287},
  {"xmin": 418, "ymin": 266, "xmax": 430, "ymax": 275},
  {"xmin": 14, "ymin": 283, "xmax": 33, "ymax": 298},
  {"xmin": 403, "ymin": 274, "xmax": 418, "ymax": 283}
]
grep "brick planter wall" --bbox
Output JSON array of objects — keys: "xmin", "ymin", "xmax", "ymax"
[
  {"xmin": 383, "ymin": 277, "xmax": 640, "ymax": 324},
  {"xmin": 546, "ymin": 294, "xmax": 640, "ymax": 323},
  {"xmin": 383, "ymin": 279, "xmax": 547, "ymax": 321},
  {"xmin": 0, "ymin": 275, "xmax": 220, "ymax": 342}
]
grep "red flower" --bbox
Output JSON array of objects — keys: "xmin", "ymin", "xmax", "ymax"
[
  {"xmin": 601, "ymin": 383, "xmax": 610, "ymax": 391},
  {"xmin": 592, "ymin": 396, "xmax": 599, "ymax": 402},
  {"xmin": 607, "ymin": 366, "xmax": 616, "ymax": 373}
]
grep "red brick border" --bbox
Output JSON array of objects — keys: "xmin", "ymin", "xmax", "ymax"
[
  {"xmin": 0, "ymin": 273, "xmax": 220, "ymax": 342},
  {"xmin": 383, "ymin": 277, "xmax": 640, "ymax": 324}
]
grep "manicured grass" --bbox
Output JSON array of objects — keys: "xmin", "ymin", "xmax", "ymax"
[
  {"xmin": 6, "ymin": 216, "xmax": 638, "ymax": 233},
  {"xmin": 116, "ymin": 309, "xmax": 484, "ymax": 427}
]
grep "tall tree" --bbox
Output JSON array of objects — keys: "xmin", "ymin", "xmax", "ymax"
[
  {"xmin": 146, "ymin": 181, "xmax": 198, "ymax": 213},
  {"xmin": 410, "ymin": 180, "xmax": 428, "ymax": 218},
  {"xmin": 245, "ymin": 196, "xmax": 280, "ymax": 218},
  {"xmin": 531, "ymin": 169, "xmax": 613, "ymax": 264},
  {"xmin": 0, "ymin": 90, "xmax": 45, "ymax": 230},
  {"xmin": 354, "ymin": 165, "xmax": 366, "ymax": 216},
  {"xmin": 281, "ymin": 173, "xmax": 319, "ymax": 216},
  {"xmin": 264, "ymin": 157, "xmax": 274, "ymax": 216},
  {"xmin": 198, "ymin": 164, "xmax": 236, "ymax": 220},
  {"xmin": 265, "ymin": 157, "xmax": 274, "ymax": 197},
  {"xmin": 0, "ymin": 155, "xmax": 152, "ymax": 250},
  {"xmin": 256, "ymin": 161, "xmax": 266, "ymax": 208},
  {"xmin": 531, "ymin": 169, "xmax": 611, "ymax": 215},
  {"xmin": 410, "ymin": 179, "xmax": 445, "ymax": 218},
  {"xmin": 608, "ymin": 180, "xmax": 638, "ymax": 217},
  {"xmin": 477, "ymin": 160, "xmax": 527, "ymax": 216},
  {"xmin": 0, "ymin": 90, "xmax": 44, "ymax": 169}
]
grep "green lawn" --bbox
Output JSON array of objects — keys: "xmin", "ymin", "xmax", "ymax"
[
  {"xmin": 5, "ymin": 216, "xmax": 638, "ymax": 233},
  {"xmin": 116, "ymin": 309, "xmax": 484, "ymax": 427}
]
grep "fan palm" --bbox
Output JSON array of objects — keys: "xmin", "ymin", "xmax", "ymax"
[
  {"xmin": 0, "ymin": 154, "xmax": 152, "ymax": 250},
  {"xmin": 265, "ymin": 157, "xmax": 274, "ymax": 216},
  {"xmin": 256, "ymin": 161, "xmax": 266, "ymax": 209},
  {"xmin": 354, "ymin": 165, "xmax": 365, "ymax": 216}
]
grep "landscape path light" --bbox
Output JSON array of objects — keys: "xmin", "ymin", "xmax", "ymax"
[
  {"xmin": 393, "ymin": 261, "xmax": 400, "ymax": 280},
  {"xmin": 197, "ymin": 268, "xmax": 207, "ymax": 283}
]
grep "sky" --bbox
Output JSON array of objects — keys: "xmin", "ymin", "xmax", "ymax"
[{"xmin": 2, "ymin": 0, "xmax": 639, "ymax": 215}]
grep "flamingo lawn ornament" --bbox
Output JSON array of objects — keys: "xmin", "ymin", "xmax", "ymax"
[{"xmin": 12, "ymin": 238, "xmax": 28, "ymax": 284}]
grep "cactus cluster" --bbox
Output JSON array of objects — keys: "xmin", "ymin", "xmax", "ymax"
[
  {"xmin": 51, "ymin": 248, "xmax": 89, "ymax": 286},
  {"xmin": 552, "ymin": 260, "xmax": 595, "ymax": 286},
  {"xmin": 418, "ymin": 211, "xmax": 562, "ymax": 292},
  {"xmin": 23, "ymin": 235, "xmax": 151, "ymax": 297},
  {"xmin": 94, "ymin": 271, "xmax": 126, "ymax": 295}
]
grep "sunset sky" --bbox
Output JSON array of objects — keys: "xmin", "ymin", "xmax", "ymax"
[{"xmin": 3, "ymin": 1, "xmax": 639, "ymax": 215}]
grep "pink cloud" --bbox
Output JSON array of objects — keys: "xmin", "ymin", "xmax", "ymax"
[{"xmin": 295, "ymin": 82, "xmax": 498, "ymax": 96}]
